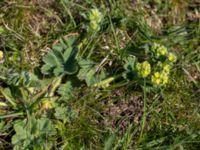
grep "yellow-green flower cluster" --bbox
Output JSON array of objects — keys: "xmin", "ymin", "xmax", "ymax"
[
  {"xmin": 134, "ymin": 43, "xmax": 177, "ymax": 86},
  {"xmin": 136, "ymin": 61, "xmax": 151, "ymax": 78},
  {"xmin": 156, "ymin": 45, "xmax": 168, "ymax": 57},
  {"xmin": 149, "ymin": 43, "xmax": 177, "ymax": 86},
  {"xmin": 168, "ymin": 52, "xmax": 177, "ymax": 62},
  {"xmin": 157, "ymin": 62, "xmax": 171, "ymax": 74},
  {"xmin": 88, "ymin": 9, "xmax": 102, "ymax": 31},
  {"xmin": 152, "ymin": 43, "xmax": 177, "ymax": 63},
  {"xmin": 152, "ymin": 61, "xmax": 172, "ymax": 86},
  {"xmin": 136, "ymin": 60, "xmax": 170, "ymax": 86},
  {"xmin": 0, "ymin": 50, "xmax": 3, "ymax": 60},
  {"xmin": 151, "ymin": 71, "xmax": 169, "ymax": 86},
  {"xmin": 152, "ymin": 43, "xmax": 167, "ymax": 56}
]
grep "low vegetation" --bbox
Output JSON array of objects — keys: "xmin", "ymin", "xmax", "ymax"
[{"xmin": 0, "ymin": 0, "xmax": 200, "ymax": 149}]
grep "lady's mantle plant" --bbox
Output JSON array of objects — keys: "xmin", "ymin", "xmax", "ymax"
[
  {"xmin": 41, "ymin": 35, "xmax": 79, "ymax": 76},
  {"xmin": 124, "ymin": 43, "xmax": 177, "ymax": 87}
]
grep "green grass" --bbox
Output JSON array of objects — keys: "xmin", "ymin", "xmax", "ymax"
[{"xmin": 0, "ymin": 0, "xmax": 200, "ymax": 149}]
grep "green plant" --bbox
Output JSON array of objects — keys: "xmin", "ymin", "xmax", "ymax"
[
  {"xmin": 87, "ymin": 8, "xmax": 103, "ymax": 32},
  {"xmin": 1, "ymin": 1, "xmax": 200, "ymax": 149},
  {"xmin": 12, "ymin": 117, "xmax": 56, "ymax": 150},
  {"xmin": 77, "ymin": 59, "xmax": 107, "ymax": 86},
  {"xmin": 41, "ymin": 35, "xmax": 79, "ymax": 76},
  {"xmin": 54, "ymin": 104, "xmax": 77, "ymax": 124}
]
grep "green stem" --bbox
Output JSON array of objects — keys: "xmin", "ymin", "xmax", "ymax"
[
  {"xmin": 108, "ymin": 13, "xmax": 120, "ymax": 54},
  {"xmin": 60, "ymin": 1, "xmax": 76, "ymax": 27},
  {"xmin": 0, "ymin": 112, "xmax": 24, "ymax": 119},
  {"xmin": 139, "ymin": 79, "xmax": 147, "ymax": 142}
]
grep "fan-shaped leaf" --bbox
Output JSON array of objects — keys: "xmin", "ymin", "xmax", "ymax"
[
  {"xmin": 41, "ymin": 35, "xmax": 79, "ymax": 76},
  {"xmin": 53, "ymin": 66, "xmax": 64, "ymax": 76},
  {"xmin": 41, "ymin": 64, "xmax": 53, "ymax": 75},
  {"xmin": 43, "ymin": 52, "xmax": 58, "ymax": 67}
]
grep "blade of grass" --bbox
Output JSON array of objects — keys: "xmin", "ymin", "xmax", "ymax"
[{"xmin": 0, "ymin": 112, "xmax": 24, "ymax": 119}]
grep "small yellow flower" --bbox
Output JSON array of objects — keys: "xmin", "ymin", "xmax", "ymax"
[
  {"xmin": 142, "ymin": 70, "xmax": 150, "ymax": 77},
  {"xmin": 168, "ymin": 52, "xmax": 177, "ymax": 62},
  {"xmin": 160, "ymin": 72, "xmax": 169, "ymax": 85},
  {"xmin": 154, "ymin": 72, "xmax": 160, "ymax": 78},
  {"xmin": 162, "ymin": 75, "xmax": 168, "ymax": 84},
  {"xmin": 89, "ymin": 21, "xmax": 99, "ymax": 31},
  {"xmin": 156, "ymin": 46, "xmax": 168, "ymax": 57},
  {"xmin": 160, "ymin": 46, "xmax": 168, "ymax": 55},
  {"xmin": 136, "ymin": 61, "xmax": 151, "ymax": 78},
  {"xmin": 152, "ymin": 77, "xmax": 161, "ymax": 85},
  {"xmin": 163, "ymin": 64, "xmax": 170, "ymax": 74},
  {"xmin": 0, "ymin": 50, "xmax": 3, "ymax": 60},
  {"xmin": 89, "ymin": 9, "xmax": 102, "ymax": 23},
  {"xmin": 151, "ymin": 72, "xmax": 161, "ymax": 85},
  {"xmin": 88, "ymin": 9, "xmax": 102, "ymax": 31},
  {"xmin": 157, "ymin": 62, "xmax": 171, "ymax": 74},
  {"xmin": 151, "ymin": 71, "xmax": 169, "ymax": 86},
  {"xmin": 152, "ymin": 43, "xmax": 169, "ymax": 58}
]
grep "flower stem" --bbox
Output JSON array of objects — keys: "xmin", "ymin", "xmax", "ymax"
[{"xmin": 139, "ymin": 79, "xmax": 147, "ymax": 142}]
